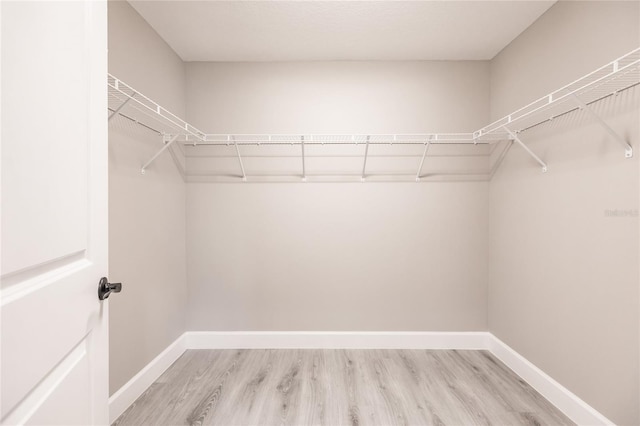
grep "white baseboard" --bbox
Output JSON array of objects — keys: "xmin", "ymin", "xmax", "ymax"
[
  {"xmin": 109, "ymin": 331, "xmax": 613, "ymax": 426},
  {"xmin": 108, "ymin": 334, "xmax": 187, "ymax": 424},
  {"xmin": 487, "ymin": 334, "xmax": 614, "ymax": 426},
  {"xmin": 185, "ymin": 331, "xmax": 488, "ymax": 349}
]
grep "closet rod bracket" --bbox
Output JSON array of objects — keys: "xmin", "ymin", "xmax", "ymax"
[
  {"xmin": 141, "ymin": 134, "xmax": 180, "ymax": 174},
  {"xmin": 571, "ymin": 94, "xmax": 633, "ymax": 158},
  {"xmin": 502, "ymin": 126, "xmax": 548, "ymax": 173}
]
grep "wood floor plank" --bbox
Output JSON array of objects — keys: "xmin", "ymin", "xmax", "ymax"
[
  {"xmin": 326, "ymin": 349, "xmax": 351, "ymax": 426},
  {"xmin": 113, "ymin": 349, "xmax": 575, "ymax": 426},
  {"xmin": 225, "ymin": 349, "xmax": 274, "ymax": 425},
  {"xmin": 466, "ymin": 351, "xmax": 574, "ymax": 425},
  {"xmin": 192, "ymin": 349, "xmax": 248, "ymax": 425}
]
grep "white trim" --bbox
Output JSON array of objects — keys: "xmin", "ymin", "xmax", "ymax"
[
  {"xmin": 487, "ymin": 334, "xmax": 614, "ymax": 426},
  {"xmin": 108, "ymin": 334, "xmax": 187, "ymax": 424},
  {"xmin": 185, "ymin": 331, "xmax": 488, "ymax": 350},
  {"xmin": 108, "ymin": 331, "xmax": 613, "ymax": 426}
]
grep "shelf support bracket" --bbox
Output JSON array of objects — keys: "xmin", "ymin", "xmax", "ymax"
[
  {"xmin": 502, "ymin": 126, "xmax": 548, "ymax": 173},
  {"xmin": 415, "ymin": 136, "xmax": 433, "ymax": 182},
  {"xmin": 141, "ymin": 134, "xmax": 179, "ymax": 174},
  {"xmin": 232, "ymin": 135, "xmax": 247, "ymax": 181},
  {"xmin": 571, "ymin": 94, "xmax": 633, "ymax": 158},
  {"xmin": 361, "ymin": 135, "xmax": 370, "ymax": 182},
  {"xmin": 301, "ymin": 135, "xmax": 306, "ymax": 182},
  {"xmin": 108, "ymin": 94, "xmax": 134, "ymax": 122}
]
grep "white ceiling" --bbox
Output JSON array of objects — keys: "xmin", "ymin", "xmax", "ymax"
[{"xmin": 128, "ymin": 1, "xmax": 556, "ymax": 62}]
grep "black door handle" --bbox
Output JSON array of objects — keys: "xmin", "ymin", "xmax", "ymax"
[{"xmin": 98, "ymin": 277, "xmax": 122, "ymax": 300}]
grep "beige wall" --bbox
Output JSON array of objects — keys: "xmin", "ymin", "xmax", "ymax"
[
  {"xmin": 489, "ymin": 2, "xmax": 640, "ymax": 424},
  {"xmin": 186, "ymin": 61, "xmax": 489, "ymax": 134},
  {"xmin": 108, "ymin": 0, "xmax": 187, "ymax": 395},
  {"xmin": 187, "ymin": 182, "xmax": 488, "ymax": 331},
  {"xmin": 185, "ymin": 61, "xmax": 491, "ymax": 332},
  {"xmin": 490, "ymin": 1, "xmax": 640, "ymax": 120}
]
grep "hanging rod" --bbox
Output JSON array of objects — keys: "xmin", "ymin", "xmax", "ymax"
[
  {"xmin": 514, "ymin": 81, "xmax": 640, "ymax": 135},
  {"xmin": 186, "ymin": 172, "xmax": 490, "ymax": 184},
  {"xmin": 187, "ymin": 134, "xmax": 500, "ymax": 146},
  {"xmin": 107, "ymin": 107, "xmax": 162, "ymax": 135},
  {"xmin": 184, "ymin": 140, "xmax": 492, "ymax": 146}
]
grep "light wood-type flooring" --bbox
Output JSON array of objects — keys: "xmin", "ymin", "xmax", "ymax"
[{"xmin": 113, "ymin": 349, "xmax": 574, "ymax": 426}]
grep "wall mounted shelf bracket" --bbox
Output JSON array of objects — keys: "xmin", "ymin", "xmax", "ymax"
[
  {"xmin": 361, "ymin": 135, "xmax": 371, "ymax": 182},
  {"xmin": 502, "ymin": 126, "xmax": 548, "ymax": 173},
  {"xmin": 415, "ymin": 135, "xmax": 433, "ymax": 182},
  {"xmin": 232, "ymin": 135, "xmax": 247, "ymax": 181},
  {"xmin": 108, "ymin": 94, "xmax": 133, "ymax": 122},
  {"xmin": 571, "ymin": 94, "xmax": 633, "ymax": 158},
  {"xmin": 141, "ymin": 134, "xmax": 180, "ymax": 174},
  {"xmin": 301, "ymin": 135, "xmax": 306, "ymax": 182}
]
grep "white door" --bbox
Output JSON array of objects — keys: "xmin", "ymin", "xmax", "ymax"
[{"xmin": 1, "ymin": 1, "xmax": 109, "ymax": 425}]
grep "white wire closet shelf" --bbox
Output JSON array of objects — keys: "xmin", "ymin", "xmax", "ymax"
[
  {"xmin": 476, "ymin": 47, "xmax": 640, "ymax": 162},
  {"xmin": 477, "ymin": 48, "xmax": 640, "ymax": 137},
  {"xmin": 108, "ymin": 75, "xmax": 206, "ymax": 143},
  {"xmin": 108, "ymin": 47, "xmax": 640, "ymax": 180}
]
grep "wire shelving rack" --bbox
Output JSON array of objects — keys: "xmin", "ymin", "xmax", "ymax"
[{"xmin": 108, "ymin": 47, "xmax": 640, "ymax": 181}]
